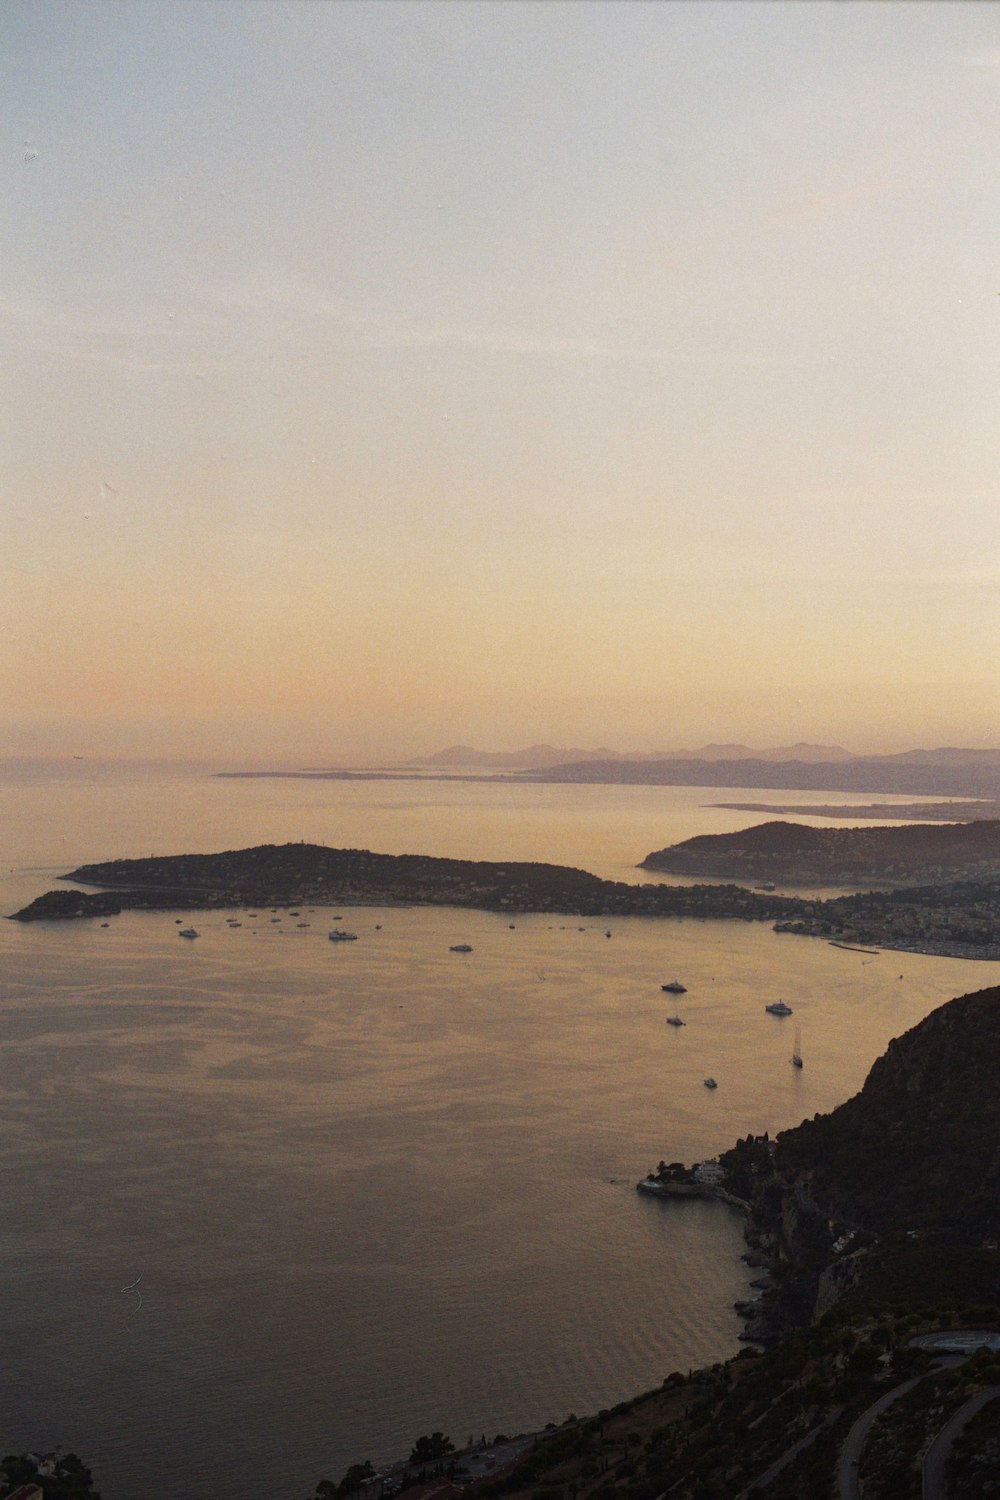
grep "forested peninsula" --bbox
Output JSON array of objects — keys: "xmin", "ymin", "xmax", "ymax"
[
  {"xmin": 10, "ymin": 839, "xmax": 1000, "ymax": 959},
  {"xmin": 8, "ymin": 843, "xmax": 800, "ymax": 924},
  {"xmin": 641, "ymin": 818, "xmax": 1000, "ymax": 886}
]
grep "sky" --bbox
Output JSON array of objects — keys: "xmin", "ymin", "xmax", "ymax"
[{"xmin": 3, "ymin": 0, "xmax": 999, "ymax": 763}]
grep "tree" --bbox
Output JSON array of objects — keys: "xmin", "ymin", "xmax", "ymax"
[
  {"xmin": 409, "ymin": 1433, "xmax": 455, "ymax": 1465},
  {"xmin": 337, "ymin": 1462, "xmax": 375, "ymax": 1497}
]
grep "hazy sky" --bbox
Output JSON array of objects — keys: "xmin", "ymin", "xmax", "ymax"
[{"xmin": 4, "ymin": 0, "xmax": 999, "ymax": 762}]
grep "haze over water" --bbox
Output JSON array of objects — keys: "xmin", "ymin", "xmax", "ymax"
[
  {"xmin": 6, "ymin": 3, "xmax": 998, "ymax": 1491},
  {"xmin": 2, "ymin": 762, "xmax": 995, "ymax": 1499}
]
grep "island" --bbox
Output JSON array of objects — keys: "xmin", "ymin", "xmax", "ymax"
[{"xmin": 640, "ymin": 818, "xmax": 1000, "ymax": 886}]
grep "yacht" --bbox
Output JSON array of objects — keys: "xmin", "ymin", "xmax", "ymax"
[
  {"xmin": 328, "ymin": 930, "xmax": 358, "ymax": 942},
  {"xmin": 665, "ymin": 1015, "xmax": 686, "ymax": 1027},
  {"xmin": 704, "ymin": 1077, "xmax": 718, "ymax": 1089},
  {"xmin": 662, "ymin": 981, "xmax": 687, "ymax": 994},
  {"xmin": 449, "ymin": 943, "xmax": 473, "ymax": 953},
  {"xmin": 178, "ymin": 927, "xmax": 199, "ymax": 939},
  {"xmin": 765, "ymin": 1000, "xmax": 793, "ymax": 1016},
  {"xmin": 791, "ymin": 1028, "xmax": 804, "ymax": 1068}
]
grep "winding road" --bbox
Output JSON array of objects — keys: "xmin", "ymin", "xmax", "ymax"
[
  {"xmin": 922, "ymin": 1386, "xmax": 1000, "ymax": 1500},
  {"xmin": 837, "ymin": 1377, "xmax": 921, "ymax": 1500}
]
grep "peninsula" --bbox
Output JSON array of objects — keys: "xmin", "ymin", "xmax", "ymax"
[
  {"xmin": 640, "ymin": 818, "xmax": 1000, "ymax": 887},
  {"xmin": 9, "ymin": 843, "xmax": 802, "ymax": 924},
  {"xmin": 11, "ymin": 842, "xmax": 1000, "ymax": 959},
  {"xmin": 712, "ymin": 799, "xmax": 1000, "ymax": 823},
  {"xmin": 219, "ymin": 745, "xmax": 1000, "ymax": 800}
]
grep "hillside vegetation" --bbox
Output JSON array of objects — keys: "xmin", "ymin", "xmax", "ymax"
[
  {"xmin": 641, "ymin": 819, "xmax": 1000, "ymax": 885},
  {"xmin": 775, "ymin": 986, "xmax": 1000, "ymax": 1237}
]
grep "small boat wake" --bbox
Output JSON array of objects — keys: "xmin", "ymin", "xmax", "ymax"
[{"xmin": 120, "ymin": 1263, "xmax": 146, "ymax": 1320}]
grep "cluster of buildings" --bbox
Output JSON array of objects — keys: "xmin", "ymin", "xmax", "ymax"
[{"xmin": 775, "ymin": 887, "xmax": 1000, "ymax": 959}]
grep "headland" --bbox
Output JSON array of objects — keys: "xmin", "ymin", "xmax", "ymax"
[
  {"xmin": 8, "ymin": 842, "xmax": 801, "ymax": 925},
  {"xmin": 640, "ymin": 818, "xmax": 1000, "ymax": 886},
  {"xmin": 11, "ymin": 840, "xmax": 1000, "ymax": 960}
]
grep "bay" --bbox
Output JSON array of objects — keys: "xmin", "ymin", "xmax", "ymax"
[{"xmin": 1, "ymin": 761, "xmax": 994, "ymax": 1499}]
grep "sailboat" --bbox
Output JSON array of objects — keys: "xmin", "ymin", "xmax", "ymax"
[{"xmin": 791, "ymin": 1027, "xmax": 803, "ymax": 1069}]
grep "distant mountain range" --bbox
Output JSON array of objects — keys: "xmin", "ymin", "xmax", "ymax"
[
  {"xmin": 408, "ymin": 742, "xmax": 1000, "ymax": 771},
  {"xmin": 406, "ymin": 741, "xmax": 858, "ymax": 769},
  {"xmin": 399, "ymin": 743, "xmax": 1000, "ymax": 798}
]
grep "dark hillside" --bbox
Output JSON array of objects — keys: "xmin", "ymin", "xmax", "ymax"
[
  {"xmin": 776, "ymin": 986, "xmax": 1000, "ymax": 1236},
  {"xmin": 641, "ymin": 819, "xmax": 1000, "ymax": 885},
  {"xmin": 9, "ymin": 842, "xmax": 804, "ymax": 924}
]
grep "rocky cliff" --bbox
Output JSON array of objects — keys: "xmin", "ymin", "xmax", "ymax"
[{"xmin": 730, "ymin": 986, "xmax": 1000, "ymax": 1338}]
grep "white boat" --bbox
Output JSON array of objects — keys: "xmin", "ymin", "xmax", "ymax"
[
  {"xmin": 765, "ymin": 1000, "xmax": 793, "ymax": 1016},
  {"xmin": 662, "ymin": 981, "xmax": 687, "ymax": 994},
  {"xmin": 178, "ymin": 927, "xmax": 199, "ymax": 939},
  {"xmin": 449, "ymin": 943, "xmax": 473, "ymax": 953},
  {"xmin": 328, "ymin": 930, "xmax": 358, "ymax": 942},
  {"xmin": 665, "ymin": 1015, "xmax": 686, "ymax": 1027},
  {"xmin": 704, "ymin": 1077, "xmax": 718, "ymax": 1089}
]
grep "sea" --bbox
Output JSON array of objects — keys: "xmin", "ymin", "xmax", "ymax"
[{"xmin": 2, "ymin": 759, "xmax": 996, "ymax": 1499}]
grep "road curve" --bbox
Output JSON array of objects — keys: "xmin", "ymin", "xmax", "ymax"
[
  {"xmin": 922, "ymin": 1386, "xmax": 1000, "ymax": 1500},
  {"xmin": 837, "ymin": 1378, "xmax": 921, "ymax": 1500}
]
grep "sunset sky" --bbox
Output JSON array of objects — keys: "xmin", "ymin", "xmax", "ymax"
[{"xmin": 4, "ymin": 0, "xmax": 998, "ymax": 763}]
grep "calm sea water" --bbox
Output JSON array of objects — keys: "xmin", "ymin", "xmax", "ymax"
[{"xmin": 1, "ymin": 761, "xmax": 994, "ymax": 1499}]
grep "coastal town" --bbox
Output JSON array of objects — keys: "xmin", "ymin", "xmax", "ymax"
[{"xmin": 774, "ymin": 880, "xmax": 1000, "ymax": 961}]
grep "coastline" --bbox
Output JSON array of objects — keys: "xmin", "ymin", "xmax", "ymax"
[
  {"xmin": 11, "ymin": 842, "xmax": 1000, "ymax": 962},
  {"xmin": 637, "ymin": 1179, "xmax": 751, "ymax": 1214}
]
